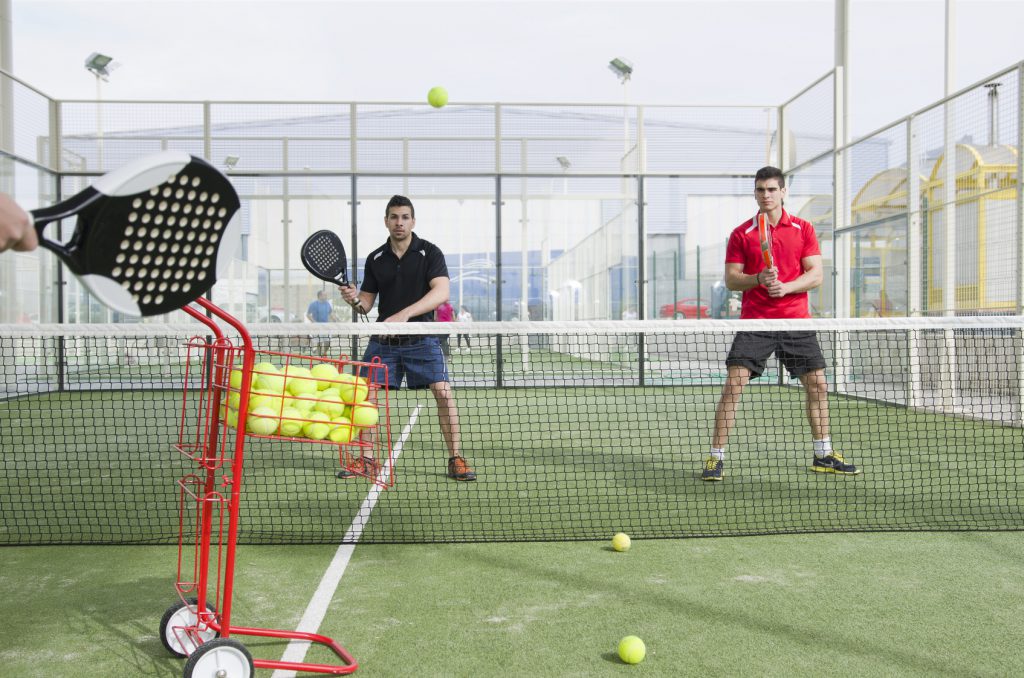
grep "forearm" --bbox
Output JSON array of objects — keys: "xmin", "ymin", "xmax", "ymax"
[
  {"xmin": 783, "ymin": 270, "xmax": 822, "ymax": 294},
  {"xmin": 726, "ymin": 269, "xmax": 761, "ymax": 291}
]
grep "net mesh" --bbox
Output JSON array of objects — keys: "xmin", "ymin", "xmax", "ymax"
[{"xmin": 2, "ymin": 317, "xmax": 1022, "ymax": 545}]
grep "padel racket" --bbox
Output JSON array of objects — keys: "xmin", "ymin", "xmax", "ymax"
[
  {"xmin": 32, "ymin": 150, "xmax": 241, "ymax": 317},
  {"xmin": 757, "ymin": 212, "xmax": 774, "ymax": 269},
  {"xmin": 301, "ymin": 229, "xmax": 367, "ymax": 321}
]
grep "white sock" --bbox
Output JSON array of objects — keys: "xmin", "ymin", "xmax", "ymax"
[
  {"xmin": 710, "ymin": 448, "xmax": 725, "ymax": 460},
  {"xmin": 813, "ymin": 437, "xmax": 832, "ymax": 458}
]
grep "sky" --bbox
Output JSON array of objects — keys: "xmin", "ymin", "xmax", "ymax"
[{"xmin": 5, "ymin": 0, "xmax": 1024, "ymax": 138}]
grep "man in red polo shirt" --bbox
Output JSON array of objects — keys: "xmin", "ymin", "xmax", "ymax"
[{"xmin": 701, "ymin": 166, "xmax": 860, "ymax": 481}]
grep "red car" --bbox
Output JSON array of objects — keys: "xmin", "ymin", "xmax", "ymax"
[{"xmin": 659, "ymin": 298, "xmax": 710, "ymax": 319}]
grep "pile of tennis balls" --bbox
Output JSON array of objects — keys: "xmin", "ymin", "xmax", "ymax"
[{"xmin": 223, "ymin": 361, "xmax": 378, "ymax": 443}]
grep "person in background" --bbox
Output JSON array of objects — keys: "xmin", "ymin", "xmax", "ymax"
[
  {"xmin": 306, "ymin": 289, "xmax": 334, "ymax": 355},
  {"xmin": 436, "ymin": 299, "xmax": 455, "ymax": 357},
  {"xmin": 456, "ymin": 305, "xmax": 474, "ymax": 352}
]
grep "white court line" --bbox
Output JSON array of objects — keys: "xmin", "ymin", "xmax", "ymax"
[{"xmin": 271, "ymin": 405, "xmax": 421, "ymax": 678}]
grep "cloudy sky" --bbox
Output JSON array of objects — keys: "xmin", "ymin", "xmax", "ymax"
[{"xmin": 7, "ymin": 0, "xmax": 1024, "ymax": 137}]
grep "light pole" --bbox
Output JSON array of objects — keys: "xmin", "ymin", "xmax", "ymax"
[
  {"xmin": 84, "ymin": 52, "xmax": 117, "ymax": 171},
  {"xmin": 608, "ymin": 57, "xmax": 633, "ymax": 156}
]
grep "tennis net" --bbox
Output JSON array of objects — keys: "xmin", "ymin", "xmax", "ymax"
[{"xmin": 1, "ymin": 316, "xmax": 1022, "ymax": 545}]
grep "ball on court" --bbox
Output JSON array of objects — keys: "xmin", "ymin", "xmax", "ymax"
[
  {"xmin": 246, "ymin": 406, "xmax": 279, "ymax": 435},
  {"xmin": 617, "ymin": 636, "xmax": 646, "ymax": 664},
  {"xmin": 310, "ymin": 363, "xmax": 340, "ymax": 390},
  {"xmin": 427, "ymin": 86, "xmax": 448, "ymax": 108},
  {"xmin": 350, "ymin": 401, "xmax": 379, "ymax": 428},
  {"xmin": 278, "ymin": 407, "xmax": 304, "ymax": 437},
  {"xmin": 611, "ymin": 532, "xmax": 631, "ymax": 552}
]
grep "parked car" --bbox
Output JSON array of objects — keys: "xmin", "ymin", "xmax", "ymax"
[{"xmin": 658, "ymin": 298, "xmax": 711, "ymax": 319}]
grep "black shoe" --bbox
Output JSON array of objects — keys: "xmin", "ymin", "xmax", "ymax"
[
  {"xmin": 811, "ymin": 453, "xmax": 861, "ymax": 475},
  {"xmin": 701, "ymin": 457, "xmax": 724, "ymax": 481},
  {"xmin": 447, "ymin": 456, "xmax": 477, "ymax": 481}
]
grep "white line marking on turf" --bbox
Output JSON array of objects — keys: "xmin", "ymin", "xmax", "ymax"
[{"xmin": 271, "ymin": 404, "xmax": 421, "ymax": 678}]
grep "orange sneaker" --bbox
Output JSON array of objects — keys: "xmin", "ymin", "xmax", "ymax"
[
  {"xmin": 336, "ymin": 456, "xmax": 379, "ymax": 479},
  {"xmin": 447, "ymin": 455, "xmax": 477, "ymax": 481}
]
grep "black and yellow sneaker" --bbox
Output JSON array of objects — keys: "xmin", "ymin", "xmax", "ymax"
[
  {"xmin": 701, "ymin": 457, "xmax": 724, "ymax": 481},
  {"xmin": 811, "ymin": 453, "xmax": 861, "ymax": 475}
]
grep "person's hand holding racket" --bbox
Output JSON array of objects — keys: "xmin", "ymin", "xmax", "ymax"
[
  {"xmin": 0, "ymin": 194, "xmax": 37, "ymax": 252},
  {"xmin": 301, "ymin": 229, "xmax": 368, "ymax": 322},
  {"xmin": 756, "ymin": 211, "xmax": 784, "ymax": 298}
]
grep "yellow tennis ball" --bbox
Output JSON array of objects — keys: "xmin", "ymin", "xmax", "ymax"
[
  {"xmin": 278, "ymin": 407, "xmax": 304, "ymax": 437},
  {"xmin": 427, "ymin": 86, "xmax": 448, "ymax": 108},
  {"xmin": 310, "ymin": 363, "xmax": 341, "ymax": 390},
  {"xmin": 229, "ymin": 367, "xmax": 244, "ymax": 390},
  {"xmin": 302, "ymin": 411, "xmax": 331, "ymax": 440},
  {"xmin": 314, "ymin": 393, "xmax": 346, "ymax": 418},
  {"xmin": 246, "ymin": 405, "xmax": 279, "ymax": 435},
  {"xmin": 286, "ymin": 366, "xmax": 317, "ymax": 396},
  {"xmin": 618, "ymin": 636, "xmax": 646, "ymax": 664},
  {"xmin": 284, "ymin": 395, "xmax": 316, "ymax": 414},
  {"xmin": 248, "ymin": 387, "xmax": 284, "ymax": 414},
  {"xmin": 611, "ymin": 532, "xmax": 631, "ymax": 552},
  {"xmin": 350, "ymin": 401, "xmax": 379, "ymax": 428},
  {"xmin": 328, "ymin": 416, "xmax": 355, "ymax": 443},
  {"xmin": 340, "ymin": 376, "xmax": 370, "ymax": 404}
]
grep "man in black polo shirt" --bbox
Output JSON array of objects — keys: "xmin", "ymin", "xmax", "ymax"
[{"xmin": 339, "ymin": 194, "xmax": 476, "ymax": 481}]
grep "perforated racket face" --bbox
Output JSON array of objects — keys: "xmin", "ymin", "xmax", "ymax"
[
  {"xmin": 82, "ymin": 158, "xmax": 240, "ymax": 316},
  {"xmin": 30, "ymin": 153, "xmax": 241, "ymax": 317},
  {"xmin": 301, "ymin": 230, "xmax": 349, "ymax": 284}
]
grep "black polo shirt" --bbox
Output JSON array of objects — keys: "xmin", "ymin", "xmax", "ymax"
[{"xmin": 362, "ymin": 233, "xmax": 449, "ymax": 322}]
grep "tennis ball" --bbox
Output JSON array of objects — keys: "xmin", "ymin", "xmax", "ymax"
[
  {"xmin": 225, "ymin": 407, "xmax": 239, "ymax": 428},
  {"xmin": 314, "ymin": 392, "xmax": 346, "ymax": 418},
  {"xmin": 618, "ymin": 636, "xmax": 646, "ymax": 665},
  {"xmin": 328, "ymin": 416, "xmax": 355, "ymax": 443},
  {"xmin": 350, "ymin": 401, "xmax": 379, "ymax": 428},
  {"xmin": 247, "ymin": 406, "xmax": 280, "ymax": 435},
  {"xmin": 278, "ymin": 407, "xmax": 304, "ymax": 437},
  {"xmin": 286, "ymin": 366, "xmax": 318, "ymax": 396},
  {"xmin": 310, "ymin": 363, "xmax": 340, "ymax": 390},
  {"xmin": 284, "ymin": 395, "xmax": 316, "ymax": 414},
  {"xmin": 229, "ymin": 367, "xmax": 244, "ymax": 390},
  {"xmin": 427, "ymin": 86, "xmax": 448, "ymax": 108},
  {"xmin": 303, "ymin": 411, "xmax": 332, "ymax": 440},
  {"xmin": 248, "ymin": 387, "xmax": 284, "ymax": 414},
  {"xmin": 611, "ymin": 532, "xmax": 631, "ymax": 552},
  {"xmin": 252, "ymin": 361, "xmax": 280, "ymax": 390},
  {"xmin": 340, "ymin": 376, "xmax": 369, "ymax": 404}
]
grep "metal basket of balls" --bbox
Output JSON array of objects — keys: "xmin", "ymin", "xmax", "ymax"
[{"xmin": 177, "ymin": 336, "xmax": 393, "ymax": 489}]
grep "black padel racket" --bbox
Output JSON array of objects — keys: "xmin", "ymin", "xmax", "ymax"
[
  {"xmin": 301, "ymin": 229, "xmax": 367, "ymax": 321},
  {"xmin": 32, "ymin": 150, "xmax": 241, "ymax": 317}
]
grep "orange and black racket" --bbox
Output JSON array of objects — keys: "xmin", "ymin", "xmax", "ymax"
[{"xmin": 757, "ymin": 212, "xmax": 774, "ymax": 269}]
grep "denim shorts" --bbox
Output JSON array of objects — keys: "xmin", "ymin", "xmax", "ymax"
[{"xmin": 361, "ymin": 335, "xmax": 449, "ymax": 389}]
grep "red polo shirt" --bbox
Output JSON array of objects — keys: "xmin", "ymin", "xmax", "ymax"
[{"xmin": 725, "ymin": 209, "xmax": 820, "ymax": 319}]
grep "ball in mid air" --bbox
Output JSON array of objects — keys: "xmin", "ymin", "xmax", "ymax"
[
  {"xmin": 617, "ymin": 636, "xmax": 646, "ymax": 664},
  {"xmin": 427, "ymin": 86, "xmax": 448, "ymax": 108},
  {"xmin": 611, "ymin": 532, "xmax": 631, "ymax": 552}
]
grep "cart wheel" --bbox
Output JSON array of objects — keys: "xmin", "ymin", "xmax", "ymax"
[
  {"xmin": 182, "ymin": 638, "xmax": 253, "ymax": 678},
  {"xmin": 159, "ymin": 597, "xmax": 218, "ymax": 658}
]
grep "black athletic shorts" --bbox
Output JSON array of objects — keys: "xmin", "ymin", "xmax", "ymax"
[{"xmin": 725, "ymin": 331, "xmax": 826, "ymax": 378}]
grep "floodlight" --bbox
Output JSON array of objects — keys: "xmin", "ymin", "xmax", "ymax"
[
  {"xmin": 224, "ymin": 155, "xmax": 240, "ymax": 169},
  {"xmin": 608, "ymin": 57, "xmax": 633, "ymax": 82},
  {"xmin": 84, "ymin": 52, "xmax": 117, "ymax": 81},
  {"xmin": 556, "ymin": 156, "xmax": 571, "ymax": 170}
]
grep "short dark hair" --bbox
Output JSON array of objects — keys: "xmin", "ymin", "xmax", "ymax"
[
  {"xmin": 385, "ymin": 194, "xmax": 415, "ymax": 218},
  {"xmin": 754, "ymin": 166, "xmax": 785, "ymax": 188}
]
